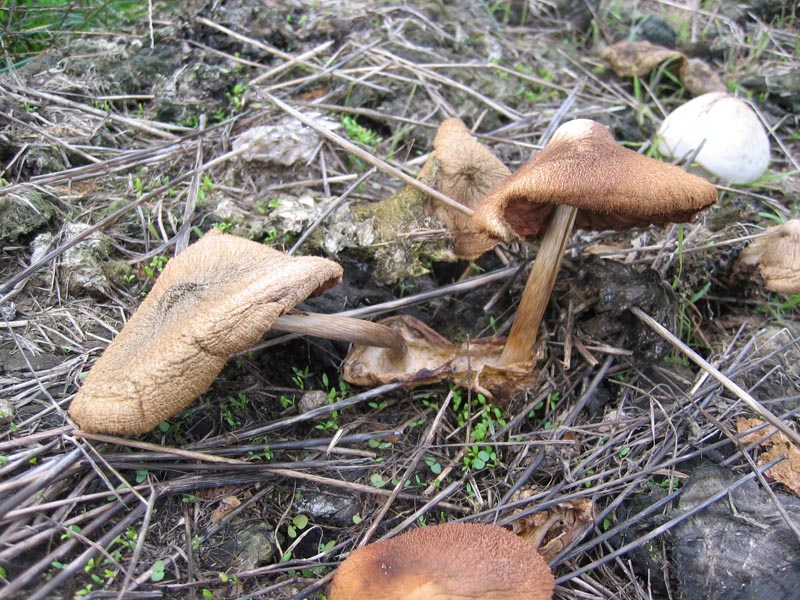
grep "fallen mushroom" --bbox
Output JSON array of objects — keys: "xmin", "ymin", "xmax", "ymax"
[
  {"xmin": 472, "ymin": 119, "xmax": 717, "ymax": 364},
  {"xmin": 734, "ymin": 219, "xmax": 800, "ymax": 294},
  {"xmin": 420, "ymin": 117, "xmax": 511, "ymax": 259},
  {"xmin": 656, "ymin": 92, "xmax": 771, "ymax": 184},
  {"xmin": 329, "ymin": 522, "xmax": 554, "ymax": 600},
  {"xmin": 69, "ymin": 230, "xmax": 404, "ymax": 435}
]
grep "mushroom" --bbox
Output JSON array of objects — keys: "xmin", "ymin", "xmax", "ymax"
[
  {"xmin": 69, "ymin": 230, "xmax": 405, "ymax": 435},
  {"xmin": 324, "ymin": 118, "xmax": 508, "ymax": 284},
  {"xmin": 734, "ymin": 219, "xmax": 800, "ymax": 294},
  {"xmin": 472, "ymin": 118, "xmax": 717, "ymax": 364},
  {"xmin": 656, "ymin": 92, "xmax": 771, "ymax": 184},
  {"xmin": 420, "ymin": 118, "xmax": 511, "ymax": 259},
  {"xmin": 329, "ymin": 522, "xmax": 554, "ymax": 600}
]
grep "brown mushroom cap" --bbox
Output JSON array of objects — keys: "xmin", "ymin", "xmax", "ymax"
[
  {"xmin": 422, "ymin": 118, "xmax": 511, "ymax": 259},
  {"xmin": 736, "ymin": 219, "xmax": 800, "ymax": 294},
  {"xmin": 329, "ymin": 522, "xmax": 554, "ymax": 600},
  {"xmin": 69, "ymin": 230, "xmax": 343, "ymax": 435},
  {"xmin": 426, "ymin": 118, "xmax": 511, "ymax": 207},
  {"xmin": 472, "ymin": 118, "xmax": 717, "ymax": 241}
]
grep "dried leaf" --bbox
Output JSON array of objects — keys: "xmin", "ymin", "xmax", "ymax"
[
  {"xmin": 679, "ymin": 58, "xmax": 726, "ymax": 96},
  {"xmin": 210, "ymin": 495, "xmax": 243, "ymax": 523},
  {"xmin": 601, "ymin": 41, "xmax": 724, "ymax": 96},
  {"xmin": 509, "ymin": 490, "xmax": 595, "ymax": 563},
  {"xmin": 737, "ymin": 417, "xmax": 800, "ymax": 496},
  {"xmin": 601, "ymin": 40, "xmax": 685, "ymax": 78}
]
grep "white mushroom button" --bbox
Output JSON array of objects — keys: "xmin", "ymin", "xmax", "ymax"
[{"xmin": 656, "ymin": 92, "xmax": 771, "ymax": 184}]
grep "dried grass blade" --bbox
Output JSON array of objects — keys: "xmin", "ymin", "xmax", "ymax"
[{"xmin": 631, "ymin": 306, "xmax": 800, "ymax": 446}]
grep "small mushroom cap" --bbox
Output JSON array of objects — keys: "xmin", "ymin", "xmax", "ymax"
[
  {"xmin": 329, "ymin": 522, "xmax": 554, "ymax": 600},
  {"xmin": 736, "ymin": 219, "xmax": 800, "ymax": 294},
  {"xmin": 657, "ymin": 92, "xmax": 770, "ymax": 184},
  {"xmin": 422, "ymin": 118, "xmax": 511, "ymax": 259},
  {"xmin": 69, "ymin": 231, "xmax": 343, "ymax": 435},
  {"xmin": 472, "ymin": 119, "xmax": 717, "ymax": 242},
  {"xmin": 426, "ymin": 118, "xmax": 511, "ymax": 207}
]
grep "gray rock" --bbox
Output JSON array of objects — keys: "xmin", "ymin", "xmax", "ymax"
[
  {"xmin": 298, "ymin": 390, "xmax": 329, "ymax": 414},
  {"xmin": 617, "ymin": 463, "xmax": 800, "ymax": 599},
  {"xmin": 232, "ymin": 115, "xmax": 340, "ymax": 167},
  {"xmin": 231, "ymin": 525, "xmax": 278, "ymax": 570},
  {"xmin": 0, "ymin": 398, "xmax": 14, "ymax": 422},
  {"xmin": 0, "ymin": 189, "xmax": 54, "ymax": 242},
  {"xmin": 745, "ymin": 69, "xmax": 800, "ymax": 114},
  {"xmin": 633, "ymin": 15, "xmax": 677, "ymax": 49},
  {"xmin": 294, "ymin": 489, "xmax": 359, "ymax": 526},
  {"xmin": 267, "ymin": 194, "xmax": 323, "ymax": 236},
  {"xmin": 201, "ymin": 524, "xmax": 278, "ymax": 571},
  {"xmin": 672, "ymin": 465, "xmax": 800, "ymax": 600},
  {"xmin": 31, "ymin": 223, "xmax": 131, "ymax": 295}
]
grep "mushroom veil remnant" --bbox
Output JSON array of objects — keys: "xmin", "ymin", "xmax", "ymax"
[
  {"xmin": 329, "ymin": 522, "xmax": 554, "ymax": 600},
  {"xmin": 69, "ymin": 230, "xmax": 404, "ymax": 435},
  {"xmin": 472, "ymin": 118, "xmax": 717, "ymax": 364}
]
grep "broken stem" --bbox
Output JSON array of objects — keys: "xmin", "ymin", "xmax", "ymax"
[
  {"xmin": 274, "ymin": 311, "xmax": 407, "ymax": 352},
  {"xmin": 500, "ymin": 204, "xmax": 578, "ymax": 364}
]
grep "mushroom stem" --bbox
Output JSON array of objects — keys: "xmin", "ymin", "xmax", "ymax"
[
  {"xmin": 273, "ymin": 311, "xmax": 408, "ymax": 352},
  {"xmin": 500, "ymin": 204, "xmax": 577, "ymax": 364}
]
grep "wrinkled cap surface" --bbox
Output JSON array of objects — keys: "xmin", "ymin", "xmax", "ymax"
[
  {"xmin": 472, "ymin": 119, "xmax": 718, "ymax": 242},
  {"xmin": 657, "ymin": 92, "xmax": 770, "ymax": 184},
  {"xmin": 69, "ymin": 231, "xmax": 343, "ymax": 435},
  {"xmin": 329, "ymin": 522, "xmax": 554, "ymax": 600}
]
